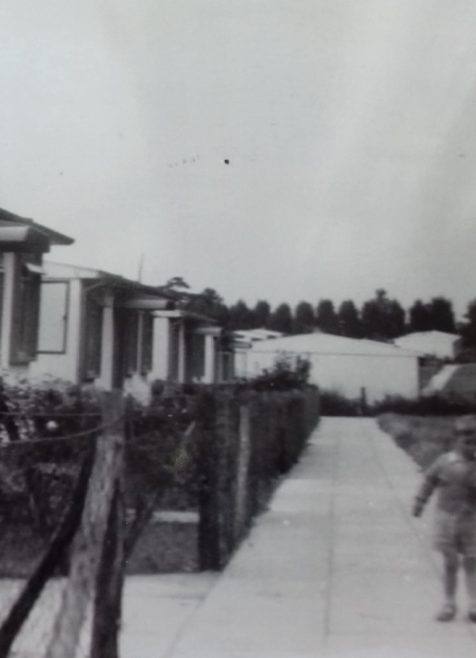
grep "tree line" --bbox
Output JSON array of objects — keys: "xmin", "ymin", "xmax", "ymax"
[
  {"xmin": 181, "ymin": 286, "xmax": 457, "ymax": 338},
  {"xmin": 163, "ymin": 278, "xmax": 476, "ymax": 354}
]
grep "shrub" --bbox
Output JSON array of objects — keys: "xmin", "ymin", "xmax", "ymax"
[
  {"xmin": 319, "ymin": 390, "xmax": 363, "ymax": 416},
  {"xmin": 246, "ymin": 355, "xmax": 311, "ymax": 392}
]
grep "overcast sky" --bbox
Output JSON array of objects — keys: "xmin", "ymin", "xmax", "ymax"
[{"xmin": 1, "ymin": 1, "xmax": 476, "ymax": 316}]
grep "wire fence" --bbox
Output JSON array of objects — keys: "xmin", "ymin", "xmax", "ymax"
[
  {"xmin": 0, "ymin": 428, "xmax": 99, "ymax": 657},
  {"xmin": 0, "ymin": 386, "xmax": 200, "ymax": 658},
  {"xmin": 0, "ymin": 386, "xmax": 124, "ymax": 658},
  {"xmin": 0, "ymin": 383, "xmax": 320, "ymax": 657}
]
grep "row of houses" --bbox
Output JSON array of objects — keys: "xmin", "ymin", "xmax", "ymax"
[
  {"xmin": 0, "ymin": 208, "xmax": 227, "ymax": 399},
  {"xmin": 0, "ymin": 206, "xmax": 464, "ymax": 403},
  {"xmin": 232, "ymin": 329, "xmax": 463, "ymax": 403}
]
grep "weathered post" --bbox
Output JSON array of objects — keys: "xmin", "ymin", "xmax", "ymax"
[
  {"xmin": 233, "ymin": 404, "xmax": 251, "ymax": 542},
  {"xmin": 90, "ymin": 395, "xmax": 128, "ymax": 658},
  {"xmin": 44, "ymin": 391, "xmax": 124, "ymax": 658},
  {"xmin": 197, "ymin": 391, "xmax": 222, "ymax": 570}
]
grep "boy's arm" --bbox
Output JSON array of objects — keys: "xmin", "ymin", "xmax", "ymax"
[{"xmin": 413, "ymin": 459, "xmax": 441, "ymax": 517}]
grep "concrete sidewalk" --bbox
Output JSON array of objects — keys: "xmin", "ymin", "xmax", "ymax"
[{"xmin": 121, "ymin": 417, "xmax": 476, "ymax": 658}]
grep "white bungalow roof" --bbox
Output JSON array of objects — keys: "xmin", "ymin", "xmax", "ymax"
[
  {"xmin": 395, "ymin": 330, "xmax": 460, "ymax": 343},
  {"xmin": 250, "ymin": 332, "xmax": 418, "ymax": 358},
  {"xmin": 234, "ymin": 328, "xmax": 283, "ymax": 342}
]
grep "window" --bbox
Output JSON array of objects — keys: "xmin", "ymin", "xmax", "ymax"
[{"xmin": 37, "ymin": 281, "xmax": 69, "ymax": 353}]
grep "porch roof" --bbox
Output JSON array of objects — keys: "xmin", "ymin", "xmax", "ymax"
[
  {"xmin": 0, "ymin": 208, "xmax": 74, "ymax": 246},
  {"xmin": 44, "ymin": 261, "xmax": 177, "ymax": 300},
  {"xmin": 118, "ymin": 296, "xmax": 174, "ymax": 310},
  {"xmin": 154, "ymin": 309, "xmax": 218, "ymax": 324},
  {"xmin": 0, "ymin": 226, "xmax": 51, "ymax": 252}
]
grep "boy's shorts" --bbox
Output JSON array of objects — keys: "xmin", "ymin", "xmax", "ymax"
[{"xmin": 433, "ymin": 510, "xmax": 476, "ymax": 557}]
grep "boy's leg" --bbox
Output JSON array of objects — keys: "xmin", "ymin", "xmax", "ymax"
[
  {"xmin": 436, "ymin": 550, "xmax": 459, "ymax": 621},
  {"xmin": 462, "ymin": 556, "xmax": 476, "ymax": 620}
]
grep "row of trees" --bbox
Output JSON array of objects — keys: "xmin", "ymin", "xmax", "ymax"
[
  {"xmin": 223, "ymin": 290, "xmax": 457, "ymax": 340},
  {"xmin": 162, "ymin": 277, "xmax": 476, "ymax": 357},
  {"xmin": 164, "ymin": 280, "xmax": 459, "ymax": 342}
]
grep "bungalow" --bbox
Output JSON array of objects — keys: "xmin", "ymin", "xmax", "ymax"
[
  {"xmin": 242, "ymin": 332, "xmax": 420, "ymax": 403},
  {"xmin": 394, "ymin": 331, "xmax": 462, "ymax": 361},
  {"xmin": 0, "ymin": 208, "xmax": 73, "ymax": 380},
  {"xmin": 31, "ymin": 262, "xmax": 224, "ymax": 397},
  {"xmin": 232, "ymin": 328, "xmax": 283, "ymax": 378}
]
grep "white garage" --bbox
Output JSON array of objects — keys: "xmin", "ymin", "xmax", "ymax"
[{"xmin": 245, "ymin": 333, "xmax": 420, "ymax": 403}]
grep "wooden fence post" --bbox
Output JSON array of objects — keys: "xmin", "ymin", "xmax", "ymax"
[
  {"xmin": 90, "ymin": 484, "xmax": 125, "ymax": 658},
  {"xmin": 0, "ymin": 448, "xmax": 94, "ymax": 658},
  {"xmin": 197, "ymin": 392, "xmax": 222, "ymax": 570},
  {"xmin": 44, "ymin": 391, "xmax": 124, "ymax": 658},
  {"xmin": 90, "ymin": 395, "xmax": 128, "ymax": 658},
  {"xmin": 233, "ymin": 404, "xmax": 251, "ymax": 542}
]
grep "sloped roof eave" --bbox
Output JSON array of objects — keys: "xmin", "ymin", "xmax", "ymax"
[
  {"xmin": 0, "ymin": 208, "xmax": 74, "ymax": 245},
  {"xmin": 249, "ymin": 334, "xmax": 420, "ymax": 358}
]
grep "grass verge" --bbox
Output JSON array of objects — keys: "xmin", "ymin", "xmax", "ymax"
[{"xmin": 377, "ymin": 413, "xmax": 458, "ymax": 469}]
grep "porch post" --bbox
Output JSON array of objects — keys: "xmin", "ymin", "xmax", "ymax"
[
  {"xmin": 151, "ymin": 315, "xmax": 170, "ymax": 381},
  {"xmin": 98, "ymin": 292, "xmax": 115, "ymax": 390},
  {"xmin": 177, "ymin": 321, "xmax": 186, "ymax": 383},
  {"xmin": 196, "ymin": 326, "xmax": 221, "ymax": 384},
  {"xmin": 203, "ymin": 334, "xmax": 216, "ymax": 384}
]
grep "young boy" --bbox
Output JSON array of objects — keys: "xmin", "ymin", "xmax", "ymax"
[{"xmin": 413, "ymin": 415, "xmax": 476, "ymax": 622}]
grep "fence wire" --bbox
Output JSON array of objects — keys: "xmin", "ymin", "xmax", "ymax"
[
  {"xmin": 0, "ymin": 402, "xmax": 104, "ymax": 658},
  {"xmin": 0, "ymin": 385, "xmax": 319, "ymax": 657},
  {"xmin": 0, "ymin": 390, "xmax": 200, "ymax": 658}
]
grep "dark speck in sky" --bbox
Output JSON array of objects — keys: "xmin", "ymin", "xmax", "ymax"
[{"xmin": 224, "ymin": 159, "xmax": 230, "ymax": 165}]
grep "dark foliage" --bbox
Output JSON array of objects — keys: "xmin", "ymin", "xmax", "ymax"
[
  {"xmin": 195, "ymin": 385, "xmax": 320, "ymax": 569},
  {"xmin": 337, "ymin": 300, "xmax": 363, "ymax": 338},
  {"xmin": 245, "ymin": 356, "xmax": 311, "ymax": 392},
  {"xmin": 293, "ymin": 301, "xmax": 315, "ymax": 334},
  {"xmin": 315, "ymin": 299, "xmax": 339, "ymax": 334},
  {"xmin": 269, "ymin": 303, "xmax": 293, "ymax": 334},
  {"xmin": 373, "ymin": 394, "xmax": 476, "ymax": 416},
  {"xmin": 361, "ymin": 289, "xmax": 405, "ymax": 340},
  {"xmin": 319, "ymin": 390, "xmax": 363, "ymax": 416}
]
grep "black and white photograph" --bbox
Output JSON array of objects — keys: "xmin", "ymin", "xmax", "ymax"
[{"xmin": 1, "ymin": 1, "xmax": 476, "ymax": 656}]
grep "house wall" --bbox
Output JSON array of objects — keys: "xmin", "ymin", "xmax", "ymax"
[
  {"xmin": 31, "ymin": 279, "xmax": 83, "ymax": 383},
  {"xmin": 32, "ymin": 281, "xmax": 223, "ymax": 395},
  {"xmin": 247, "ymin": 349, "xmax": 419, "ymax": 403},
  {"xmin": 33, "ymin": 294, "xmax": 170, "ymax": 395},
  {"xmin": 234, "ymin": 347, "xmax": 249, "ymax": 379}
]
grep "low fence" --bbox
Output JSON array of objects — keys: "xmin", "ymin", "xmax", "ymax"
[
  {"xmin": 0, "ymin": 384, "xmax": 319, "ymax": 657},
  {"xmin": 196, "ymin": 387, "xmax": 320, "ymax": 569},
  {"xmin": 0, "ymin": 392, "xmax": 123, "ymax": 658}
]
